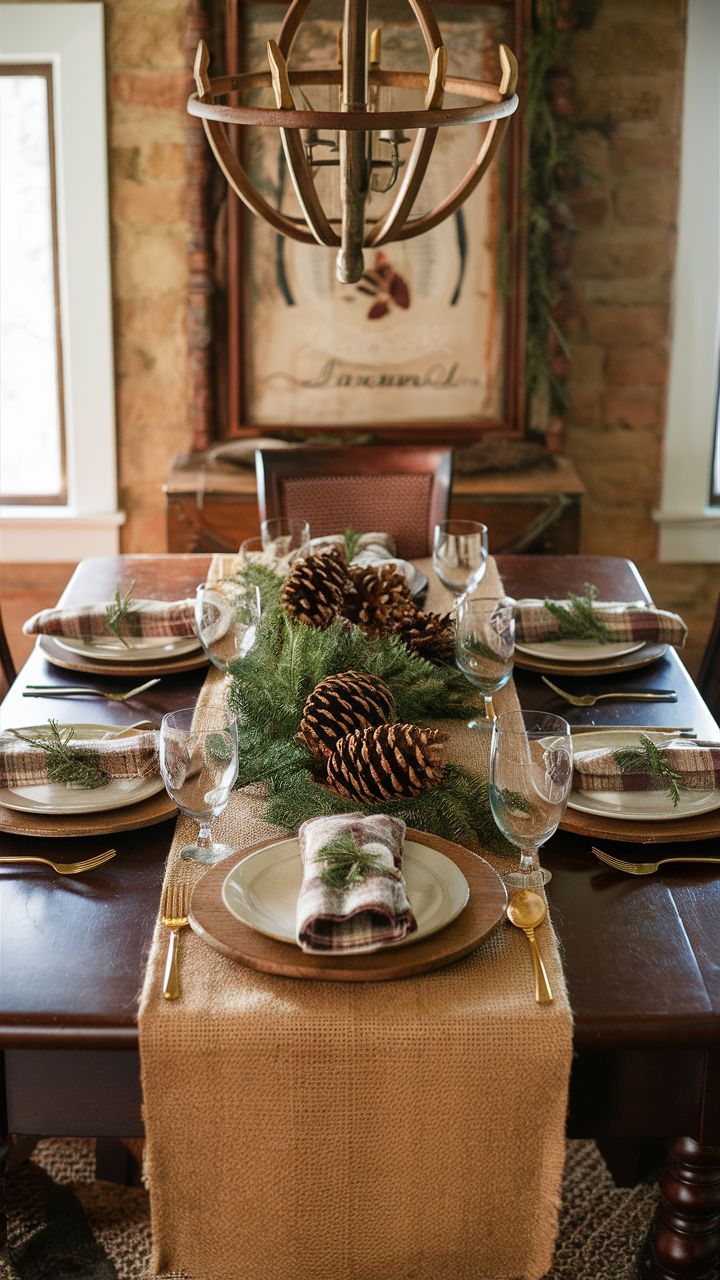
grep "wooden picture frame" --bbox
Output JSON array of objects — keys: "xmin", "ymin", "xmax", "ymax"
[{"xmin": 191, "ymin": 0, "xmax": 528, "ymax": 446}]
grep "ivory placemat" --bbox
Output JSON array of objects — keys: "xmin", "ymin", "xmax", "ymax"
[{"xmin": 139, "ymin": 558, "xmax": 573, "ymax": 1280}]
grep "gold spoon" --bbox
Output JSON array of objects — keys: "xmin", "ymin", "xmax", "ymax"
[{"xmin": 506, "ymin": 890, "xmax": 553, "ymax": 1004}]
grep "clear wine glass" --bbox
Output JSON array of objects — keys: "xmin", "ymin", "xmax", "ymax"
[
  {"xmin": 432, "ymin": 520, "xmax": 489, "ymax": 598},
  {"xmin": 195, "ymin": 562, "xmax": 261, "ymax": 673},
  {"xmin": 260, "ymin": 517, "xmax": 310, "ymax": 561},
  {"xmin": 455, "ymin": 597, "xmax": 515, "ymax": 722},
  {"xmin": 489, "ymin": 710, "xmax": 573, "ymax": 889},
  {"xmin": 159, "ymin": 709, "xmax": 239, "ymax": 864}
]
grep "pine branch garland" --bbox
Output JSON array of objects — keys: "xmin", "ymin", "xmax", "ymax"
[
  {"xmin": 314, "ymin": 831, "xmax": 386, "ymax": 889},
  {"xmin": 614, "ymin": 733, "xmax": 682, "ymax": 806},
  {"xmin": 543, "ymin": 584, "xmax": 616, "ymax": 642},
  {"xmin": 9, "ymin": 721, "xmax": 109, "ymax": 789},
  {"xmin": 343, "ymin": 526, "xmax": 363, "ymax": 561}
]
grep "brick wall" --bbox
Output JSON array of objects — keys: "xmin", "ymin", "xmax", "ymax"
[
  {"xmin": 561, "ymin": 0, "xmax": 715, "ymax": 673},
  {"xmin": 105, "ymin": 0, "xmax": 191, "ymax": 552}
]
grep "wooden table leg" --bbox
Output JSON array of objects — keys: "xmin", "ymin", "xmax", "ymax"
[{"xmin": 639, "ymin": 1138, "xmax": 720, "ymax": 1279}]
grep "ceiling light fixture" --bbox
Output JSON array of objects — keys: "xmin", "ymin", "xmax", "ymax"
[{"xmin": 188, "ymin": 0, "xmax": 519, "ymax": 284}]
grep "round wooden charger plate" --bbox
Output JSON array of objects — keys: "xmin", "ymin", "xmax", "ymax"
[
  {"xmin": 39, "ymin": 635, "xmax": 209, "ymax": 678},
  {"xmin": 0, "ymin": 788, "xmax": 177, "ymax": 838},
  {"xmin": 189, "ymin": 827, "xmax": 508, "ymax": 982},
  {"xmin": 559, "ymin": 805, "xmax": 720, "ymax": 844},
  {"xmin": 514, "ymin": 642, "xmax": 667, "ymax": 677}
]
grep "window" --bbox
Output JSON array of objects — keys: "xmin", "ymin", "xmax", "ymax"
[
  {"xmin": 656, "ymin": 0, "xmax": 720, "ymax": 562},
  {"xmin": 0, "ymin": 4, "xmax": 122, "ymax": 559}
]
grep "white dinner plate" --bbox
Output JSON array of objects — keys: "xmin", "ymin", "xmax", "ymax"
[
  {"xmin": 221, "ymin": 837, "xmax": 470, "ymax": 951},
  {"xmin": 55, "ymin": 634, "xmax": 201, "ymax": 663},
  {"xmin": 0, "ymin": 723, "xmax": 164, "ymax": 815},
  {"xmin": 515, "ymin": 638, "xmax": 645, "ymax": 661},
  {"xmin": 567, "ymin": 729, "xmax": 720, "ymax": 823}
]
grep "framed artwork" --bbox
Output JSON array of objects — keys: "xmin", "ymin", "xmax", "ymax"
[{"xmin": 201, "ymin": 0, "xmax": 527, "ymax": 441}]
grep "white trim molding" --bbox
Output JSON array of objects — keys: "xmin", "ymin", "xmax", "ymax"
[
  {"xmin": 0, "ymin": 4, "xmax": 120, "ymax": 560},
  {"xmin": 0, "ymin": 510, "xmax": 126, "ymax": 562},
  {"xmin": 655, "ymin": 0, "xmax": 720, "ymax": 563}
]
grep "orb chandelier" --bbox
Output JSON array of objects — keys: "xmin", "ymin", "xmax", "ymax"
[{"xmin": 188, "ymin": 0, "xmax": 519, "ymax": 284}]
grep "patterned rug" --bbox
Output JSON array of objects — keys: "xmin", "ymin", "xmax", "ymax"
[{"xmin": 1, "ymin": 1137, "xmax": 659, "ymax": 1279}]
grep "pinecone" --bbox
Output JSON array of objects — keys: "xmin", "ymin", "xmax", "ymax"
[
  {"xmin": 342, "ymin": 563, "xmax": 414, "ymax": 638},
  {"xmin": 297, "ymin": 670, "xmax": 395, "ymax": 758},
  {"xmin": 281, "ymin": 550, "xmax": 351, "ymax": 628},
  {"xmin": 326, "ymin": 722, "xmax": 448, "ymax": 804},
  {"xmin": 396, "ymin": 609, "xmax": 456, "ymax": 664}
]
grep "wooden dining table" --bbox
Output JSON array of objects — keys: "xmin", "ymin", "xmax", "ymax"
[{"xmin": 1, "ymin": 553, "xmax": 719, "ymax": 1280}]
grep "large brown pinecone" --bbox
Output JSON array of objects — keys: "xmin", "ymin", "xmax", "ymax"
[
  {"xmin": 326, "ymin": 722, "xmax": 448, "ymax": 804},
  {"xmin": 297, "ymin": 670, "xmax": 395, "ymax": 759},
  {"xmin": 281, "ymin": 550, "xmax": 351, "ymax": 628},
  {"xmin": 342, "ymin": 563, "xmax": 414, "ymax": 638},
  {"xmin": 396, "ymin": 608, "xmax": 456, "ymax": 663}
]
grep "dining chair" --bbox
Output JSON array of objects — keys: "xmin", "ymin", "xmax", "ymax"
[
  {"xmin": 697, "ymin": 592, "xmax": 720, "ymax": 720},
  {"xmin": 0, "ymin": 607, "xmax": 17, "ymax": 701},
  {"xmin": 255, "ymin": 445, "xmax": 452, "ymax": 559}
]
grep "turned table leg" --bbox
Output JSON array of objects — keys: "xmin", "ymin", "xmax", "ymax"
[{"xmin": 640, "ymin": 1138, "xmax": 720, "ymax": 1279}]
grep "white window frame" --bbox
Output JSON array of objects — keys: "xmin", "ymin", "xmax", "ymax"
[
  {"xmin": 0, "ymin": 3, "xmax": 123, "ymax": 560},
  {"xmin": 655, "ymin": 0, "xmax": 720, "ymax": 563}
]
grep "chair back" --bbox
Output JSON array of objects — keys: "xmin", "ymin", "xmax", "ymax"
[
  {"xmin": 0, "ymin": 607, "xmax": 17, "ymax": 702},
  {"xmin": 255, "ymin": 445, "xmax": 452, "ymax": 559},
  {"xmin": 697, "ymin": 593, "xmax": 720, "ymax": 721}
]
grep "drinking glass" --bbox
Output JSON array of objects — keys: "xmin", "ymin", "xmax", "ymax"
[
  {"xmin": 195, "ymin": 561, "xmax": 261, "ymax": 673},
  {"xmin": 489, "ymin": 710, "xmax": 573, "ymax": 889},
  {"xmin": 455, "ymin": 597, "xmax": 515, "ymax": 722},
  {"xmin": 260, "ymin": 517, "xmax": 310, "ymax": 560},
  {"xmin": 160, "ymin": 709, "xmax": 239, "ymax": 863},
  {"xmin": 432, "ymin": 520, "xmax": 488, "ymax": 597}
]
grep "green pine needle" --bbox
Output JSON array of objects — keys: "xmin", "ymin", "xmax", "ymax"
[
  {"xmin": 315, "ymin": 832, "xmax": 385, "ymax": 889},
  {"xmin": 343, "ymin": 526, "xmax": 362, "ymax": 561},
  {"xmin": 614, "ymin": 733, "xmax": 682, "ymax": 806},
  {"xmin": 543, "ymin": 584, "xmax": 616, "ymax": 643},
  {"xmin": 10, "ymin": 721, "xmax": 109, "ymax": 789},
  {"xmin": 105, "ymin": 582, "xmax": 136, "ymax": 647},
  {"xmin": 235, "ymin": 561, "xmax": 284, "ymax": 612}
]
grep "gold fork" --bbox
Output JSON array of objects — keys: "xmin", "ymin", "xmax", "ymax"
[
  {"xmin": 0, "ymin": 849, "xmax": 117, "ymax": 874},
  {"xmin": 542, "ymin": 677, "xmax": 677, "ymax": 707},
  {"xmin": 160, "ymin": 882, "xmax": 190, "ymax": 1001},
  {"xmin": 592, "ymin": 846, "xmax": 720, "ymax": 876}
]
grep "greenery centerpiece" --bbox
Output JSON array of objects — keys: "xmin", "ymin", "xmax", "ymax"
[{"xmin": 225, "ymin": 559, "xmax": 514, "ymax": 853}]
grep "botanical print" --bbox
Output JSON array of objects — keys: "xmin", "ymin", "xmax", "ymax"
[{"xmin": 242, "ymin": 3, "xmax": 510, "ymax": 426}]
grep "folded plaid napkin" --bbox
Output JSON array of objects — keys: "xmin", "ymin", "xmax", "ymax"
[
  {"xmin": 23, "ymin": 597, "xmax": 199, "ymax": 641},
  {"xmin": 573, "ymin": 738, "xmax": 720, "ymax": 794},
  {"xmin": 510, "ymin": 597, "xmax": 687, "ymax": 647},
  {"xmin": 0, "ymin": 728, "xmax": 159, "ymax": 788},
  {"xmin": 296, "ymin": 813, "xmax": 417, "ymax": 953}
]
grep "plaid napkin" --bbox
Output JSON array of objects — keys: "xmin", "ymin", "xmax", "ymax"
[
  {"xmin": 0, "ymin": 729, "xmax": 159, "ymax": 788},
  {"xmin": 573, "ymin": 739, "xmax": 720, "ymax": 794},
  {"xmin": 23, "ymin": 598, "xmax": 198, "ymax": 641},
  {"xmin": 296, "ymin": 813, "xmax": 417, "ymax": 953},
  {"xmin": 510, "ymin": 598, "xmax": 687, "ymax": 647}
]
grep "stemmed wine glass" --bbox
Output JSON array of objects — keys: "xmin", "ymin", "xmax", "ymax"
[
  {"xmin": 432, "ymin": 520, "xmax": 488, "ymax": 599},
  {"xmin": 195, "ymin": 560, "xmax": 261, "ymax": 673},
  {"xmin": 260, "ymin": 518, "xmax": 310, "ymax": 561},
  {"xmin": 455, "ymin": 597, "xmax": 515, "ymax": 722},
  {"xmin": 159, "ymin": 709, "xmax": 239, "ymax": 864},
  {"xmin": 489, "ymin": 710, "xmax": 573, "ymax": 889}
]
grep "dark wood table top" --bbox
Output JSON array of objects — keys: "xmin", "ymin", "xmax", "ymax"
[{"xmin": 1, "ymin": 554, "xmax": 718, "ymax": 1053}]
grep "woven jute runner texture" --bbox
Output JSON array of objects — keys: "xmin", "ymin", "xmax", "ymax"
[{"xmin": 139, "ymin": 557, "xmax": 573, "ymax": 1280}]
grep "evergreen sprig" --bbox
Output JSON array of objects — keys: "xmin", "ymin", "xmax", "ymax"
[
  {"xmin": 10, "ymin": 721, "xmax": 109, "ymax": 789},
  {"xmin": 343, "ymin": 526, "xmax": 362, "ymax": 561},
  {"xmin": 543, "ymin": 584, "xmax": 616, "ymax": 643},
  {"xmin": 614, "ymin": 733, "xmax": 681, "ymax": 807},
  {"xmin": 105, "ymin": 582, "xmax": 136, "ymax": 647},
  {"xmin": 315, "ymin": 832, "xmax": 385, "ymax": 889}
]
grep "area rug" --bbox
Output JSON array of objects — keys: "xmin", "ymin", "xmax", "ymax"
[{"xmin": 1, "ymin": 1137, "xmax": 658, "ymax": 1280}]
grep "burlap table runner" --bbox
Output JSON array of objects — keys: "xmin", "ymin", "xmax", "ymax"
[{"xmin": 139, "ymin": 558, "xmax": 573, "ymax": 1280}]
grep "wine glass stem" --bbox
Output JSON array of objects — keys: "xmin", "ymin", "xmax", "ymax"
[
  {"xmin": 484, "ymin": 694, "xmax": 496, "ymax": 720},
  {"xmin": 519, "ymin": 848, "xmax": 535, "ymax": 878},
  {"xmin": 197, "ymin": 821, "xmax": 213, "ymax": 848}
]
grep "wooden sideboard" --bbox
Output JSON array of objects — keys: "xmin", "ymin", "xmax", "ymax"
[{"xmin": 164, "ymin": 452, "xmax": 585, "ymax": 555}]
